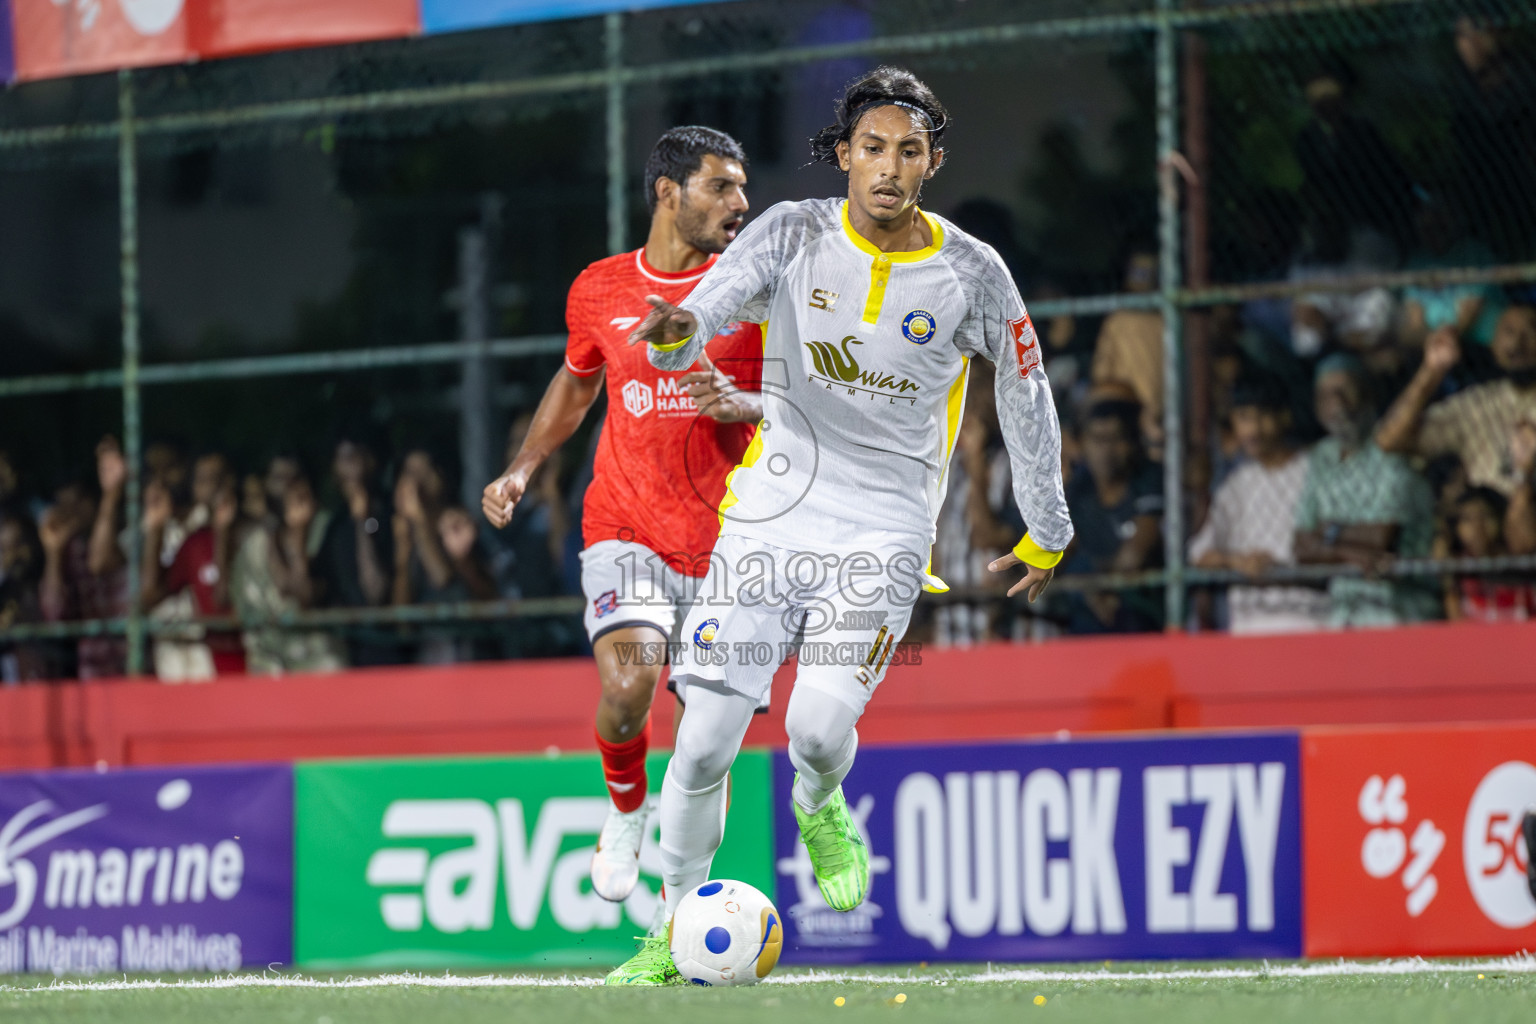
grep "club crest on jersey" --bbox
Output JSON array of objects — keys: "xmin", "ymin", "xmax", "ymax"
[
  {"xmin": 593, "ymin": 589, "xmax": 620, "ymax": 618},
  {"xmin": 693, "ymin": 618, "xmax": 720, "ymax": 650},
  {"xmin": 1008, "ymin": 313, "xmax": 1040, "ymax": 377},
  {"xmin": 902, "ymin": 309, "xmax": 937, "ymax": 345}
]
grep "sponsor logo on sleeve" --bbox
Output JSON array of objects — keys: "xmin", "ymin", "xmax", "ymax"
[{"xmin": 1009, "ymin": 314, "xmax": 1040, "ymax": 378}]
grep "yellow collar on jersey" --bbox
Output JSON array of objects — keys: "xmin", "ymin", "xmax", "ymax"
[{"xmin": 840, "ymin": 201, "xmax": 945, "ymax": 262}]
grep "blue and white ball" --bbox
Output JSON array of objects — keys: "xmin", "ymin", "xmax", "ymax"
[{"xmin": 668, "ymin": 879, "xmax": 782, "ymax": 986}]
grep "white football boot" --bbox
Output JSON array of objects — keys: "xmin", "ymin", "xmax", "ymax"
[{"xmin": 591, "ymin": 795, "xmax": 653, "ymax": 902}]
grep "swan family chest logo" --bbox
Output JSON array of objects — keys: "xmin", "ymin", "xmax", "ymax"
[{"xmin": 804, "ymin": 337, "xmax": 921, "ymax": 406}]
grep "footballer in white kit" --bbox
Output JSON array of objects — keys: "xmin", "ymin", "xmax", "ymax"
[{"xmin": 607, "ymin": 66, "xmax": 1073, "ymax": 987}]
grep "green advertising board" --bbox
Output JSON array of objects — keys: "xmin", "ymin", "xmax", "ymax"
[{"xmin": 294, "ymin": 751, "xmax": 775, "ymax": 968}]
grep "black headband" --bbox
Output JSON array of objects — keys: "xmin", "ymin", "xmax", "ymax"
[{"xmin": 845, "ymin": 98, "xmax": 942, "ymax": 136}]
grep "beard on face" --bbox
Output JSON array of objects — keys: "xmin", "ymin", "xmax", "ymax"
[{"xmin": 676, "ymin": 196, "xmax": 729, "ymax": 255}]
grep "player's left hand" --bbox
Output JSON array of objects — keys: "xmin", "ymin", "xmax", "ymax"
[
  {"xmin": 987, "ymin": 550, "xmax": 1054, "ymax": 603},
  {"xmin": 628, "ymin": 295, "xmax": 698, "ymax": 348},
  {"xmin": 680, "ymin": 352, "xmax": 757, "ymax": 424}
]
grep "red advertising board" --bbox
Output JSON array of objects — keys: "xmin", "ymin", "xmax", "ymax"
[
  {"xmin": 10, "ymin": 0, "xmax": 418, "ymax": 81},
  {"xmin": 193, "ymin": 0, "xmax": 417, "ymax": 60},
  {"xmin": 11, "ymin": 0, "xmax": 193, "ymax": 81},
  {"xmin": 1303, "ymin": 723, "xmax": 1536, "ymax": 956}
]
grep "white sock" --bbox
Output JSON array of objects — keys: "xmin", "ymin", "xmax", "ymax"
[
  {"xmin": 660, "ymin": 764, "xmax": 726, "ymax": 919},
  {"xmin": 657, "ymin": 683, "xmax": 756, "ymax": 919},
  {"xmin": 790, "ymin": 729, "xmax": 857, "ymax": 815},
  {"xmin": 786, "ymin": 685, "xmax": 862, "ymax": 815}
]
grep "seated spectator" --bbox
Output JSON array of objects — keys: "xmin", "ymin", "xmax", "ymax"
[
  {"xmin": 0, "ymin": 450, "xmax": 19, "ymax": 519},
  {"xmin": 314, "ymin": 436, "xmax": 394, "ymax": 665},
  {"xmin": 139, "ymin": 459, "xmax": 245, "ymax": 681},
  {"xmin": 1060, "ymin": 395, "xmax": 1165, "ymax": 634},
  {"xmin": 437, "ymin": 506, "xmax": 496, "ymax": 602},
  {"xmin": 1399, "ymin": 195, "xmax": 1506, "ymax": 352},
  {"xmin": 488, "ymin": 413, "xmax": 570, "ymax": 602},
  {"xmin": 1090, "ymin": 252, "xmax": 1165, "ymax": 458},
  {"xmin": 1288, "ymin": 226, "xmax": 1398, "ymax": 365},
  {"xmin": 0, "ymin": 511, "xmax": 52, "ymax": 682},
  {"xmin": 1375, "ymin": 305, "xmax": 1536, "ymax": 496},
  {"xmin": 394, "ymin": 450, "xmax": 495, "ymax": 664},
  {"xmin": 1295, "ymin": 355, "xmax": 1438, "ymax": 627},
  {"xmin": 38, "ymin": 439, "xmax": 130, "ymax": 679},
  {"xmin": 231, "ymin": 468, "xmax": 345, "ymax": 676},
  {"xmin": 1439, "ymin": 486, "xmax": 1532, "ymax": 622},
  {"xmin": 1501, "ymin": 418, "xmax": 1536, "ymax": 556},
  {"xmin": 1294, "ymin": 66, "xmax": 1414, "ymax": 262},
  {"xmin": 1189, "ymin": 374, "xmax": 1329, "ymax": 635}
]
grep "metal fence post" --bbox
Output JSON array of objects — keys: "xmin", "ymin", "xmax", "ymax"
[
  {"xmin": 1155, "ymin": 0, "xmax": 1185, "ymax": 631},
  {"xmin": 118, "ymin": 69, "xmax": 145, "ymax": 676},
  {"xmin": 605, "ymin": 12, "xmax": 627, "ymax": 256}
]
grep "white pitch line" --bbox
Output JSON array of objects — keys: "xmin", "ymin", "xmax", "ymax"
[{"xmin": 3, "ymin": 956, "xmax": 1534, "ymax": 995}]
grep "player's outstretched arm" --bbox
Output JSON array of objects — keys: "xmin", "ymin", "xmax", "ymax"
[
  {"xmin": 956, "ymin": 247, "xmax": 1073, "ymax": 600},
  {"xmin": 628, "ymin": 295, "xmax": 705, "ymax": 371},
  {"xmin": 482, "ymin": 367, "xmax": 604, "ymax": 529}
]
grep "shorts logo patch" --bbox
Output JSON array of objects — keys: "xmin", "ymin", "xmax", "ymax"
[
  {"xmin": 1009, "ymin": 313, "xmax": 1040, "ymax": 377},
  {"xmin": 593, "ymin": 589, "xmax": 620, "ymax": 618},
  {"xmin": 693, "ymin": 618, "xmax": 720, "ymax": 650},
  {"xmin": 902, "ymin": 309, "xmax": 936, "ymax": 345}
]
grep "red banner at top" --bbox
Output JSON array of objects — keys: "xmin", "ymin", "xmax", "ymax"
[
  {"xmin": 196, "ymin": 0, "xmax": 418, "ymax": 60},
  {"xmin": 10, "ymin": 0, "xmax": 418, "ymax": 82},
  {"xmin": 12, "ymin": 0, "xmax": 192, "ymax": 80}
]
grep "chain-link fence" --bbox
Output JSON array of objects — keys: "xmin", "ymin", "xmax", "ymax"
[{"xmin": 2, "ymin": 0, "xmax": 1535, "ymax": 677}]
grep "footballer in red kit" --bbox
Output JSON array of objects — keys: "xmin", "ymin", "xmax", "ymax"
[
  {"xmin": 564, "ymin": 248, "xmax": 762, "ymax": 574},
  {"xmin": 482, "ymin": 127, "xmax": 762, "ymax": 924}
]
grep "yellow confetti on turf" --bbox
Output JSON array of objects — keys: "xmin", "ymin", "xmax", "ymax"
[
  {"xmin": 834, "ymin": 996, "xmax": 846, "ymax": 1007},
  {"xmin": 1034, "ymin": 995, "xmax": 1047, "ymax": 1006}
]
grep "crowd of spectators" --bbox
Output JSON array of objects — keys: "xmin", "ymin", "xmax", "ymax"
[
  {"xmin": 2, "ymin": 16, "xmax": 1533, "ymax": 674},
  {"xmin": 0, "ymin": 422, "xmax": 586, "ymax": 684},
  {"xmin": 930, "ymin": 14, "xmax": 1536, "ymax": 645}
]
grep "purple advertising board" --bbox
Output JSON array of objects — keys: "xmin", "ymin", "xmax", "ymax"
[
  {"xmin": 773, "ymin": 732, "xmax": 1302, "ymax": 962},
  {"xmin": 1, "ymin": 0, "xmax": 14, "ymax": 84},
  {"xmin": 0, "ymin": 763, "xmax": 292, "ymax": 975}
]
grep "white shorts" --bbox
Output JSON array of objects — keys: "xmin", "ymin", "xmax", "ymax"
[
  {"xmin": 579, "ymin": 538, "xmax": 768, "ymax": 711},
  {"xmin": 580, "ymin": 539, "xmax": 702, "ymax": 646},
  {"xmin": 671, "ymin": 533, "xmax": 923, "ymax": 715}
]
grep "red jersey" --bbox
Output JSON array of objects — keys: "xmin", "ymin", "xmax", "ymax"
[{"xmin": 565, "ymin": 248, "xmax": 762, "ymax": 576}]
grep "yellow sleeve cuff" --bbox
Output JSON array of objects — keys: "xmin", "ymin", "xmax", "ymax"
[
  {"xmin": 651, "ymin": 332, "xmax": 694, "ymax": 353},
  {"xmin": 1014, "ymin": 533, "xmax": 1064, "ymax": 570}
]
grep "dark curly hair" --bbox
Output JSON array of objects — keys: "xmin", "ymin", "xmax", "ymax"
[
  {"xmin": 809, "ymin": 66, "xmax": 949, "ymax": 169},
  {"xmin": 643, "ymin": 126, "xmax": 747, "ymax": 214}
]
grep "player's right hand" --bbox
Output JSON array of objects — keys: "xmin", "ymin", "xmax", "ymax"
[
  {"xmin": 627, "ymin": 294, "xmax": 699, "ymax": 348},
  {"xmin": 481, "ymin": 472, "xmax": 527, "ymax": 529}
]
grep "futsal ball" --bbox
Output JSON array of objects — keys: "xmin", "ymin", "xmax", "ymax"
[{"xmin": 668, "ymin": 879, "xmax": 783, "ymax": 986}]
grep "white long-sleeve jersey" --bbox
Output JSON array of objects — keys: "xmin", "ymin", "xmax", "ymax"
[{"xmin": 649, "ymin": 197, "xmax": 1072, "ymax": 564}]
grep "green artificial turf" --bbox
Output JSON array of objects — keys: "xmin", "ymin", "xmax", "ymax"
[{"xmin": 2, "ymin": 961, "xmax": 1533, "ymax": 1024}]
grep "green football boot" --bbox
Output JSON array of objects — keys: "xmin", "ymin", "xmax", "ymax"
[
  {"xmin": 792, "ymin": 779, "xmax": 871, "ymax": 912},
  {"xmin": 603, "ymin": 933, "xmax": 684, "ymax": 987}
]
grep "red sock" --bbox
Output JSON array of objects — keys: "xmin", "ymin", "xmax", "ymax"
[{"xmin": 596, "ymin": 720, "xmax": 650, "ymax": 813}]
